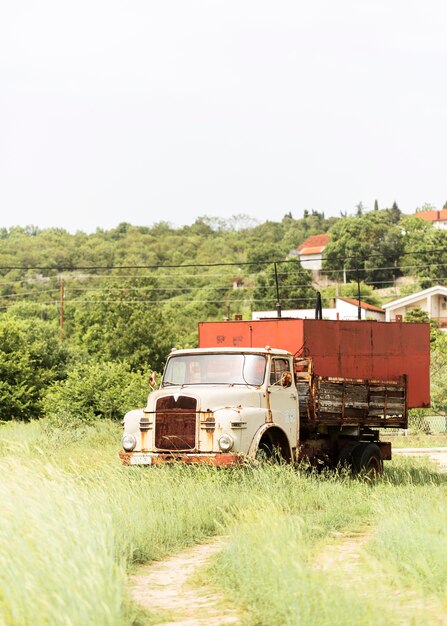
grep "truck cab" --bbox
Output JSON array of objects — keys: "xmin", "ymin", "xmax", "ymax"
[{"xmin": 119, "ymin": 347, "xmax": 298, "ymax": 466}]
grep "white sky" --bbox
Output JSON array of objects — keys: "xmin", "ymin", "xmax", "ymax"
[{"xmin": 0, "ymin": 1, "xmax": 446, "ymax": 232}]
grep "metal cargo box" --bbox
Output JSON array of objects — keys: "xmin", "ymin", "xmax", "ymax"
[{"xmin": 198, "ymin": 319, "xmax": 430, "ymax": 408}]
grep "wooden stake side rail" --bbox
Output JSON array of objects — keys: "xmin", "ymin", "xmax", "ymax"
[{"xmin": 297, "ymin": 375, "xmax": 408, "ymax": 429}]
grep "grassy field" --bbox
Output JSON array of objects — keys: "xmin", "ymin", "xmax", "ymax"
[{"xmin": 0, "ymin": 420, "xmax": 446, "ymax": 625}]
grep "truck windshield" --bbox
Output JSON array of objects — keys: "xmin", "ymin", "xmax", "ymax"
[{"xmin": 163, "ymin": 354, "xmax": 266, "ymax": 386}]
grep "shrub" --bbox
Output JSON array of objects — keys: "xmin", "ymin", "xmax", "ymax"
[
  {"xmin": 43, "ymin": 360, "xmax": 149, "ymax": 426},
  {"xmin": 0, "ymin": 316, "xmax": 68, "ymax": 421}
]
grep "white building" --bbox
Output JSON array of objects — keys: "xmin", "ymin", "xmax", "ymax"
[
  {"xmin": 415, "ymin": 209, "xmax": 447, "ymax": 230},
  {"xmin": 253, "ymin": 297, "xmax": 385, "ymax": 322},
  {"xmin": 292, "ymin": 234, "xmax": 330, "ymax": 271},
  {"xmin": 382, "ymin": 285, "xmax": 447, "ymax": 329}
]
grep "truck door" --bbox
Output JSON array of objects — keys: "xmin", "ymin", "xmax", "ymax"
[{"xmin": 268, "ymin": 357, "xmax": 299, "ymax": 448}]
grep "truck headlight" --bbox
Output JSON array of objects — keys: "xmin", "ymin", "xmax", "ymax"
[
  {"xmin": 122, "ymin": 434, "xmax": 137, "ymax": 451},
  {"xmin": 218, "ymin": 434, "xmax": 234, "ymax": 452}
]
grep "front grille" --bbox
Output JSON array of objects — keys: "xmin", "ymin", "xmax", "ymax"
[{"xmin": 155, "ymin": 395, "xmax": 197, "ymax": 450}]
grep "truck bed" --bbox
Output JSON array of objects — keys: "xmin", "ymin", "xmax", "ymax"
[{"xmin": 297, "ymin": 375, "xmax": 407, "ymax": 430}]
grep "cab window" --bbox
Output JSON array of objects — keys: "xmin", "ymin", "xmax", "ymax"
[{"xmin": 270, "ymin": 358, "xmax": 290, "ymax": 386}]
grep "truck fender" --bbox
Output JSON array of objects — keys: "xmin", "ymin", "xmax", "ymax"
[
  {"xmin": 247, "ymin": 423, "xmax": 292, "ymax": 461},
  {"xmin": 123, "ymin": 408, "xmax": 146, "ymax": 433}
]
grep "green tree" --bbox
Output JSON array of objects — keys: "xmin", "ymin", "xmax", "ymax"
[
  {"xmin": 404, "ymin": 309, "xmax": 447, "ymax": 413},
  {"xmin": 247, "ymin": 242, "xmax": 287, "ymax": 272},
  {"xmin": 321, "ymin": 282, "xmax": 381, "ymax": 308},
  {"xmin": 356, "ymin": 202, "xmax": 365, "ymax": 217},
  {"xmin": 70, "ymin": 278, "xmax": 176, "ymax": 371},
  {"xmin": 403, "ymin": 308, "xmax": 430, "ymax": 324},
  {"xmin": 388, "ymin": 202, "xmax": 401, "ymax": 223},
  {"xmin": 323, "ymin": 210, "xmax": 404, "ymax": 284},
  {"xmin": 401, "ymin": 216, "xmax": 447, "ymax": 286},
  {"xmin": 430, "ymin": 348, "xmax": 447, "ymax": 413},
  {"xmin": 252, "ymin": 262, "xmax": 317, "ymax": 310}
]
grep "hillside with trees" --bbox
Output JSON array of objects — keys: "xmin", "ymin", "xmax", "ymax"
[{"xmin": 1, "ymin": 205, "xmax": 447, "ymax": 422}]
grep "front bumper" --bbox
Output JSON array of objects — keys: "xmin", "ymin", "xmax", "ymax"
[{"xmin": 119, "ymin": 450, "xmax": 242, "ymax": 467}]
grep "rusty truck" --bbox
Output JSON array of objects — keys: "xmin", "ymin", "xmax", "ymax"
[{"xmin": 119, "ymin": 319, "xmax": 430, "ymax": 474}]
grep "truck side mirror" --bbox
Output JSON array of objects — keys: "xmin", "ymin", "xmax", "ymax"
[
  {"xmin": 281, "ymin": 372, "xmax": 292, "ymax": 388},
  {"xmin": 149, "ymin": 372, "xmax": 158, "ymax": 390}
]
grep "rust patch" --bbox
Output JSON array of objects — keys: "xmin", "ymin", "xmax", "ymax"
[
  {"xmin": 151, "ymin": 454, "xmax": 242, "ymax": 467},
  {"xmin": 118, "ymin": 451, "xmax": 242, "ymax": 467},
  {"xmin": 155, "ymin": 396, "xmax": 197, "ymax": 450},
  {"xmin": 118, "ymin": 450, "xmax": 131, "ymax": 465}
]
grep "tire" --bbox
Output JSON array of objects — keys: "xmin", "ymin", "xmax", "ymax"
[
  {"xmin": 336, "ymin": 442, "xmax": 359, "ymax": 471},
  {"xmin": 255, "ymin": 441, "xmax": 273, "ymax": 462},
  {"xmin": 351, "ymin": 443, "xmax": 383, "ymax": 477},
  {"xmin": 255, "ymin": 437, "xmax": 285, "ymax": 463}
]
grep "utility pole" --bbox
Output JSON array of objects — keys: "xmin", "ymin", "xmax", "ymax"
[
  {"xmin": 59, "ymin": 277, "xmax": 65, "ymax": 341},
  {"xmin": 274, "ymin": 262, "xmax": 282, "ymax": 318},
  {"xmin": 315, "ymin": 291, "xmax": 322, "ymax": 319},
  {"xmin": 356, "ymin": 268, "xmax": 361, "ymax": 320}
]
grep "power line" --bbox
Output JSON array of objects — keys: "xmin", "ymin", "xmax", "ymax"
[
  {"xmin": 0, "ymin": 272, "xmax": 441, "ymax": 299},
  {"xmin": 0, "ymin": 262, "xmax": 444, "ymax": 293},
  {"xmin": 1, "ymin": 245, "xmax": 447, "ymax": 272},
  {"xmin": 0, "ymin": 289, "xmax": 61, "ymax": 300},
  {"xmin": 0, "ymin": 296, "xmax": 327, "ymax": 307},
  {"xmin": 62, "ymin": 286, "xmax": 232, "ymax": 293},
  {"xmin": 2, "ymin": 255, "xmax": 447, "ymax": 284}
]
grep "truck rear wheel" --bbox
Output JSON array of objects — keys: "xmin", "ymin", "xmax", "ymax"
[
  {"xmin": 336, "ymin": 442, "xmax": 359, "ymax": 472},
  {"xmin": 351, "ymin": 443, "xmax": 383, "ymax": 477}
]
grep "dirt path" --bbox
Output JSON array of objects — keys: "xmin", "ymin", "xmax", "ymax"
[
  {"xmin": 130, "ymin": 451, "xmax": 447, "ymax": 625},
  {"xmin": 393, "ymin": 447, "xmax": 447, "ymax": 473},
  {"xmin": 313, "ymin": 529, "xmax": 371, "ymax": 578},
  {"xmin": 130, "ymin": 537, "xmax": 240, "ymax": 626},
  {"xmin": 314, "ymin": 530, "xmax": 447, "ymax": 625}
]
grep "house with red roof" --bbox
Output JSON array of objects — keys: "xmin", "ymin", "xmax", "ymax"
[
  {"xmin": 415, "ymin": 209, "xmax": 447, "ymax": 230},
  {"xmin": 293, "ymin": 234, "xmax": 330, "ymax": 270}
]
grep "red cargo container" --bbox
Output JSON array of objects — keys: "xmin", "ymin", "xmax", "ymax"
[{"xmin": 198, "ymin": 319, "xmax": 430, "ymax": 409}]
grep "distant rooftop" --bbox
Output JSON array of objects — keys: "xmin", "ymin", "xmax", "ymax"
[
  {"xmin": 337, "ymin": 297, "xmax": 384, "ymax": 313},
  {"xmin": 415, "ymin": 209, "xmax": 447, "ymax": 223},
  {"xmin": 382, "ymin": 285, "xmax": 447, "ymax": 310},
  {"xmin": 297, "ymin": 233, "xmax": 330, "ymax": 255}
]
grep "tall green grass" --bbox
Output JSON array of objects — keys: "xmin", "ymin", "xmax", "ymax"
[
  {"xmin": 207, "ymin": 459, "xmax": 447, "ymax": 626},
  {"xmin": 0, "ymin": 459, "xmax": 124, "ymax": 626},
  {"xmin": 0, "ymin": 420, "xmax": 445, "ymax": 625},
  {"xmin": 204, "ymin": 468, "xmax": 384, "ymax": 626},
  {"xmin": 0, "ymin": 420, "xmax": 238, "ymax": 624},
  {"xmin": 370, "ymin": 474, "xmax": 447, "ymax": 599},
  {"xmin": 210, "ymin": 510, "xmax": 397, "ymax": 626}
]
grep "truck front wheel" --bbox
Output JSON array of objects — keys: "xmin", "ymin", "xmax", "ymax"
[{"xmin": 255, "ymin": 430, "xmax": 291, "ymax": 463}]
